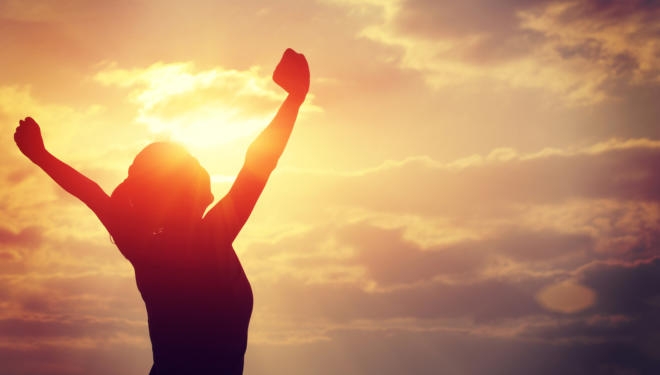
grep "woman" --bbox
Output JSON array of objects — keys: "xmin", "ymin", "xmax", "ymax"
[{"xmin": 14, "ymin": 48, "xmax": 310, "ymax": 375}]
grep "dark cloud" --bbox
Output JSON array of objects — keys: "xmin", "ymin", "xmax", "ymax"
[
  {"xmin": 520, "ymin": 255, "xmax": 660, "ymax": 369},
  {"xmin": 389, "ymin": 0, "xmax": 552, "ymax": 65},
  {"xmin": 554, "ymin": 0, "xmax": 660, "ymax": 23},
  {"xmin": 251, "ymin": 261, "xmax": 660, "ymax": 372},
  {"xmin": 243, "ymin": 206, "xmax": 657, "ymax": 328},
  {"xmin": 246, "ymin": 220, "xmax": 595, "ymax": 288},
  {"xmin": 254, "ymin": 275, "xmax": 543, "ymax": 323},
  {"xmin": 243, "ymin": 214, "xmax": 660, "ymax": 372},
  {"xmin": 580, "ymin": 257, "xmax": 660, "ymax": 316},
  {"xmin": 0, "ymin": 316, "xmax": 138, "ymax": 339},
  {"xmin": 339, "ymin": 224, "xmax": 488, "ymax": 284},
  {"xmin": 245, "ymin": 221, "xmax": 598, "ymax": 322},
  {"xmin": 337, "ymin": 223, "xmax": 593, "ymax": 286},
  {"xmin": 372, "ymin": 0, "xmax": 660, "ymax": 102},
  {"xmin": 521, "ymin": 314, "xmax": 635, "ymax": 343},
  {"xmin": 547, "ymin": 0, "xmax": 660, "ymax": 79},
  {"xmin": 2, "ymin": 272, "xmax": 146, "ymax": 320},
  {"xmin": 394, "ymin": 0, "xmax": 549, "ymax": 39},
  {"xmin": 392, "ymin": 0, "xmax": 660, "ymax": 53},
  {"xmin": 492, "ymin": 228, "xmax": 594, "ymax": 262},
  {"xmin": 0, "ymin": 343, "xmax": 151, "ymax": 375},
  {"xmin": 247, "ymin": 326, "xmax": 660, "ymax": 375}
]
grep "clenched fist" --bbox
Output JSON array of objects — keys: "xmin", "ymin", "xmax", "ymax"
[
  {"xmin": 273, "ymin": 48, "xmax": 310, "ymax": 103},
  {"xmin": 14, "ymin": 117, "xmax": 47, "ymax": 162}
]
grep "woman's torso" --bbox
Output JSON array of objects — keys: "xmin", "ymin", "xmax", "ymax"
[{"xmin": 121, "ymin": 225, "xmax": 253, "ymax": 374}]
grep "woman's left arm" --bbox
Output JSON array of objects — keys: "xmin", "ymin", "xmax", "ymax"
[{"xmin": 203, "ymin": 49, "xmax": 309, "ymax": 243}]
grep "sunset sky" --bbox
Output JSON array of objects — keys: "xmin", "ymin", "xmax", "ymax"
[{"xmin": 1, "ymin": 0, "xmax": 660, "ymax": 374}]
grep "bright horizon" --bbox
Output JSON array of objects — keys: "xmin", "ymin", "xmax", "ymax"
[{"xmin": 1, "ymin": 1, "xmax": 660, "ymax": 374}]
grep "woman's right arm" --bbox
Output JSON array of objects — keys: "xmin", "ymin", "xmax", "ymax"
[{"xmin": 14, "ymin": 117, "xmax": 116, "ymax": 232}]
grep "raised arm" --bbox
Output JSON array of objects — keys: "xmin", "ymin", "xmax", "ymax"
[
  {"xmin": 14, "ymin": 117, "xmax": 115, "ymax": 232},
  {"xmin": 204, "ymin": 48, "xmax": 310, "ymax": 242}
]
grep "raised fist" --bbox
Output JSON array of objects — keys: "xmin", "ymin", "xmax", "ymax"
[
  {"xmin": 273, "ymin": 48, "xmax": 310, "ymax": 102},
  {"xmin": 14, "ymin": 117, "xmax": 46, "ymax": 161}
]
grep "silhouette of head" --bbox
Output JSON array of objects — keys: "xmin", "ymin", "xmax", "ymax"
[{"xmin": 112, "ymin": 142, "xmax": 214, "ymax": 232}]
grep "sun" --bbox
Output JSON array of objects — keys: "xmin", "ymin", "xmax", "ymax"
[
  {"xmin": 138, "ymin": 104, "xmax": 269, "ymax": 150},
  {"xmin": 95, "ymin": 61, "xmax": 284, "ymax": 151}
]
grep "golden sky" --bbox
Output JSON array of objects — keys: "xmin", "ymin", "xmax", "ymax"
[{"xmin": 2, "ymin": 0, "xmax": 660, "ymax": 374}]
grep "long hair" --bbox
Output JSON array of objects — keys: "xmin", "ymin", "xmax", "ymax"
[{"xmin": 111, "ymin": 142, "xmax": 214, "ymax": 233}]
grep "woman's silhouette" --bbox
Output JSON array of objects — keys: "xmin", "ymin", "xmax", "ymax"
[{"xmin": 13, "ymin": 49, "xmax": 310, "ymax": 375}]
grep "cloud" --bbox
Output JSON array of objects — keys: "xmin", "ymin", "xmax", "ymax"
[
  {"xmin": 243, "ymin": 221, "xmax": 594, "ymax": 324},
  {"xmin": 0, "ymin": 315, "xmax": 143, "ymax": 342},
  {"xmin": 325, "ymin": 0, "xmax": 660, "ymax": 105},
  {"xmin": 243, "ymin": 249, "xmax": 660, "ymax": 372},
  {"xmin": 578, "ymin": 257, "xmax": 660, "ymax": 316},
  {"xmin": 246, "ymin": 314, "xmax": 660, "ymax": 374},
  {"xmin": 518, "ymin": 0, "xmax": 660, "ymax": 84},
  {"xmin": 233, "ymin": 137, "xmax": 660, "ymax": 331},
  {"xmin": 253, "ymin": 275, "xmax": 544, "ymax": 323},
  {"xmin": 0, "ymin": 225, "xmax": 43, "ymax": 248},
  {"xmin": 261, "ymin": 138, "xmax": 660, "ymax": 228},
  {"xmin": 337, "ymin": 223, "xmax": 594, "ymax": 286},
  {"xmin": 0, "ymin": 84, "xmax": 142, "ymax": 184},
  {"xmin": 0, "ymin": 339, "xmax": 151, "ymax": 375},
  {"xmin": 0, "ymin": 269, "xmax": 149, "ymax": 374},
  {"xmin": 232, "ymin": 132, "xmax": 660, "ymax": 361}
]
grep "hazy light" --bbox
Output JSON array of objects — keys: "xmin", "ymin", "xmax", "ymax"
[{"xmin": 536, "ymin": 281, "xmax": 597, "ymax": 314}]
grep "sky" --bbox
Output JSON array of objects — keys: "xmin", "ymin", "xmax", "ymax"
[{"xmin": 1, "ymin": 0, "xmax": 659, "ymax": 374}]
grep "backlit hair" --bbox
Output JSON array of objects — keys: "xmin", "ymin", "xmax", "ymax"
[{"xmin": 111, "ymin": 142, "xmax": 214, "ymax": 232}]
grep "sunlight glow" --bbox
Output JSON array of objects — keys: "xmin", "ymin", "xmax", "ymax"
[
  {"xmin": 138, "ymin": 105, "xmax": 269, "ymax": 149},
  {"xmin": 95, "ymin": 62, "xmax": 282, "ymax": 150}
]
